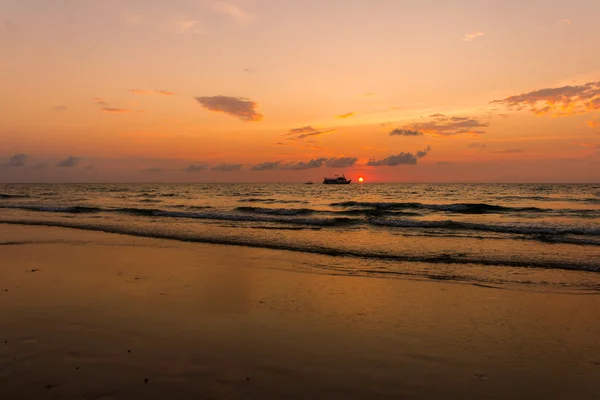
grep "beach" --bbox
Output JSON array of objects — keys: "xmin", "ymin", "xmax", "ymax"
[{"xmin": 1, "ymin": 224, "xmax": 599, "ymax": 399}]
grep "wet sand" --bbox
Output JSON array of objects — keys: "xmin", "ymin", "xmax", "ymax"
[{"xmin": 1, "ymin": 224, "xmax": 599, "ymax": 399}]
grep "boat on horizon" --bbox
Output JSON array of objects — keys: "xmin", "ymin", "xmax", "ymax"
[
  {"xmin": 323, "ymin": 174, "xmax": 351, "ymax": 184},
  {"xmin": 304, "ymin": 181, "xmax": 314, "ymax": 185}
]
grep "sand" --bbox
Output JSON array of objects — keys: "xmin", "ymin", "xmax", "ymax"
[{"xmin": 1, "ymin": 224, "xmax": 599, "ymax": 399}]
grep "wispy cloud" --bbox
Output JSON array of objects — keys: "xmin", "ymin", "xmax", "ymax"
[
  {"xmin": 186, "ymin": 164, "xmax": 209, "ymax": 172},
  {"xmin": 57, "ymin": 156, "xmax": 80, "ymax": 168},
  {"xmin": 336, "ymin": 112, "xmax": 356, "ymax": 119},
  {"xmin": 587, "ymin": 121, "xmax": 599, "ymax": 128},
  {"xmin": 52, "ymin": 105, "xmax": 67, "ymax": 112},
  {"xmin": 325, "ymin": 157, "xmax": 358, "ymax": 168},
  {"xmin": 281, "ymin": 158, "xmax": 327, "ymax": 170},
  {"xmin": 397, "ymin": 114, "xmax": 489, "ymax": 136},
  {"xmin": 211, "ymin": 2, "xmax": 253, "ymax": 23},
  {"xmin": 462, "ymin": 32, "xmax": 484, "ymax": 42},
  {"xmin": 195, "ymin": 95, "xmax": 263, "ymax": 121},
  {"xmin": 176, "ymin": 20, "xmax": 202, "ymax": 34},
  {"xmin": 251, "ymin": 161, "xmax": 280, "ymax": 171},
  {"xmin": 142, "ymin": 167, "xmax": 165, "ymax": 173},
  {"xmin": 559, "ymin": 19, "xmax": 572, "ymax": 26},
  {"xmin": 390, "ymin": 128, "xmax": 424, "ymax": 136},
  {"xmin": 101, "ymin": 108, "xmax": 142, "ymax": 114},
  {"xmin": 131, "ymin": 89, "xmax": 176, "ymax": 96},
  {"xmin": 287, "ymin": 126, "xmax": 335, "ymax": 140},
  {"xmin": 468, "ymin": 142, "xmax": 487, "ymax": 149},
  {"xmin": 491, "ymin": 81, "xmax": 600, "ymax": 116},
  {"xmin": 211, "ymin": 163, "xmax": 243, "ymax": 172},
  {"xmin": 367, "ymin": 147, "xmax": 430, "ymax": 167},
  {"xmin": 94, "ymin": 97, "xmax": 143, "ymax": 113},
  {"xmin": 4, "ymin": 153, "xmax": 27, "ymax": 167},
  {"xmin": 93, "ymin": 98, "xmax": 108, "ymax": 106}
]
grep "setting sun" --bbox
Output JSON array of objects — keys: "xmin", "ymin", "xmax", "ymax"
[{"xmin": 358, "ymin": 177, "xmax": 364, "ymax": 182}]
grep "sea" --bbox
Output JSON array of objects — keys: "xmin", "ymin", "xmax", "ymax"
[{"xmin": 1, "ymin": 183, "xmax": 600, "ymax": 292}]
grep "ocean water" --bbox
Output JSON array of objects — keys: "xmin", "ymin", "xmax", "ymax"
[{"xmin": 1, "ymin": 183, "xmax": 600, "ymax": 291}]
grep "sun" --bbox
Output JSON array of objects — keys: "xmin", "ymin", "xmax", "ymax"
[{"xmin": 358, "ymin": 177, "xmax": 364, "ymax": 183}]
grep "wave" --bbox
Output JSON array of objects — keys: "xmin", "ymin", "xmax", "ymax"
[
  {"xmin": 1, "ymin": 219, "xmax": 598, "ymax": 273},
  {"xmin": 369, "ymin": 218, "xmax": 600, "ymax": 237},
  {"xmin": 0, "ymin": 204, "xmax": 357, "ymax": 227},
  {"xmin": 331, "ymin": 201, "xmax": 547, "ymax": 214},
  {"xmin": 238, "ymin": 198, "xmax": 309, "ymax": 204},
  {"xmin": 236, "ymin": 206, "xmax": 315, "ymax": 216}
]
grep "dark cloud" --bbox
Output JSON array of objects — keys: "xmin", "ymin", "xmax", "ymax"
[
  {"xmin": 367, "ymin": 147, "xmax": 431, "ymax": 167},
  {"xmin": 416, "ymin": 146, "xmax": 431, "ymax": 158},
  {"xmin": 52, "ymin": 105, "xmax": 67, "ymax": 112},
  {"xmin": 186, "ymin": 164, "xmax": 209, "ymax": 173},
  {"xmin": 57, "ymin": 156, "xmax": 80, "ymax": 168},
  {"xmin": 468, "ymin": 142, "xmax": 487, "ymax": 149},
  {"xmin": 6, "ymin": 153, "xmax": 27, "ymax": 167},
  {"xmin": 282, "ymin": 158, "xmax": 328, "ymax": 170},
  {"xmin": 195, "ymin": 95, "xmax": 263, "ymax": 121},
  {"xmin": 491, "ymin": 81, "xmax": 600, "ymax": 116},
  {"xmin": 325, "ymin": 157, "xmax": 358, "ymax": 168},
  {"xmin": 142, "ymin": 167, "xmax": 164, "ymax": 173},
  {"xmin": 130, "ymin": 89, "xmax": 175, "ymax": 96},
  {"xmin": 397, "ymin": 114, "xmax": 488, "ymax": 136},
  {"xmin": 390, "ymin": 129, "xmax": 424, "ymax": 136},
  {"xmin": 102, "ymin": 108, "xmax": 142, "ymax": 113},
  {"xmin": 287, "ymin": 126, "xmax": 335, "ymax": 140},
  {"xmin": 251, "ymin": 161, "xmax": 280, "ymax": 171},
  {"xmin": 211, "ymin": 163, "xmax": 243, "ymax": 172}
]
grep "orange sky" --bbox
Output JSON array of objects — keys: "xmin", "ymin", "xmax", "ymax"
[{"xmin": 1, "ymin": 0, "xmax": 600, "ymax": 182}]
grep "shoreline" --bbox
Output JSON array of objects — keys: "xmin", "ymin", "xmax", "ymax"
[{"xmin": 1, "ymin": 225, "xmax": 600, "ymax": 399}]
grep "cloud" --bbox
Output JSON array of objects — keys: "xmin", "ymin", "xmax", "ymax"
[
  {"xmin": 492, "ymin": 149, "xmax": 523, "ymax": 154},
  {"xmin": 211, "ymin": 2, "xmax": 253, "ymax": 23},
  {"xmin": 5, "ymin": 153, "xmax": 27, "ymax": 167},
  {"xmin": 101, "ymin": 108, "xmax": 142, "ymax": 113},
  {"xmin": 195, "ymin": 95, "xmax": 262, "ymax": 121},
  {"xmin": 367, "ymin": 153, "xmax": 418, "ymax": 166},
  {"xmin": 416, "ymin": 146, "xmax": 431, "ymax": 158},
  {"xmin": 587, "ymin": 121, "xmax": 599, "ymax": 128},
  {"xmin": 186, "ymin": 164, "xmax": 209, "ymax": 172},
  {"xmin": 325, "ymin": 157, "xmax": 358, "ymax": 168},
  {"xmin": 211, "ymin": 163, "xmax": 243, "ymax": 172},
  {"xmin": 282, "ymin": 158, "xmax": 327, "ymax": 170},
  {"xmin": 462, "ymin": 32, "xmax": 485, "ymax": 42},
  {"xmin": 57, "ymin": 156, "xmax": 81, "ymax": 168},
  {"xmin": 84, "ymin": 165, "xmax": 95, "ymax": 171},
  {"xmin": 287, "ymin": 126, "xmax": 335, "ymax": 140},
  {"xmin": 398, "ymin": 114, "xmax": 489, "ymax": 136},
  {"xmin": 251, "ymin": 161, "xmax": 280, "ymax": 171},
  {"xmin": 181, "ymin": 20, "xmax": 202, "ymax": 34},
  {"xmin": 93, "ymin": 98, "xmax": 108, "ymax": 106},
  {"xmin": 52, "ymin": 105, "xmax": 67, "ymax": 112},
  {"xmin": 559, "ymin": 19, "xmax": 572, "ymax": 26},
  {"xmin": 390, "ymin": 128, "xmax": 424, "ymax": 136},
  {"xmin": 491, "ymin": 81, "xmax": 600, "ymax": 116},
  {"xmin": 142, "ymin": 167, "xmax": 164, "ymax": 173},
  {"xmin": 367, "ymin": 147, "xmax": 430, "ymax": 167},
  {"xmin": 468, "ymin": 142, "xmax": 487, "ymax": 149},
  {"xmin": 131, "ymin": 89, "xmax": 176, "ymax": 96},
  {"xmin": 336, "ymin": 112, "xmax": 356, "ymax": 119}
]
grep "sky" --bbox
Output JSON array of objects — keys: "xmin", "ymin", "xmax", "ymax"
[{"xmin": 1, "ymin": 0, "xmax": 600, "ymax": 183}]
